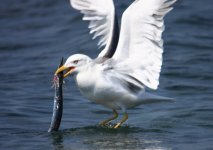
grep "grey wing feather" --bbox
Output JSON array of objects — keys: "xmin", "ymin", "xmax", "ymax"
[{"xmin": 70, "ymin": 0, "xmax": 119, "ymax": 59}]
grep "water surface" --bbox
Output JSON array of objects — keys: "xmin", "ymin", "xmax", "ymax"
[{"xmin": 0, "ymin": 0, "xmax": 213, "ymax": 149}]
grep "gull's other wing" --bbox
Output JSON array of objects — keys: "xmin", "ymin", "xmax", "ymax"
[
  {"xmin": 70, "ymin": 0, "xmax": 119, "ymax": 58},
  {"xmin": 112, "ymin": 0, "xmax": 176, "ymax": 90}
]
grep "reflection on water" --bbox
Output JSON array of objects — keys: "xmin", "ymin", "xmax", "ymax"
[
  {"xmin": 50, "ymin": 126, "xmax": 171, "ymax": 150},
  {"xmin": 51, "ymin": 132, "xmax": 64, "ymax": 150}
]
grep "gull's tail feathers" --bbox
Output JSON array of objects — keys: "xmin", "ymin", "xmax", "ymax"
[{"xmin": 136, "ymin": 92, "xmax": 174, "ymax": 105}]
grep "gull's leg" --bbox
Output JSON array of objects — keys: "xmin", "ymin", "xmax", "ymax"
[
  {"xmin": 114, "ymin": 112, "xmax": 128, "ymax": 129},
  {"xmin": 99, "ymin": 109, "xmax": 118, "ymax": 126}
]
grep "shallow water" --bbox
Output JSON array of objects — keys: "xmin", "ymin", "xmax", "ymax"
[{"xmin": 0, "ymin": 0, "xmax": 213, "ymax": 149}]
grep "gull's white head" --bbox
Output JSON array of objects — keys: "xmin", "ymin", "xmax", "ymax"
[{"xmin": 55, "ymin": 54, "xmax": 92, "ymax": 78}]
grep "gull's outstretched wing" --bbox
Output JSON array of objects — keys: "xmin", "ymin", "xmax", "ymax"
[
  {"xmin": 70, "ymin": 0, "xmax": 119, "ymax": 58},
  {"xmin": 112, "ymin": 0, "xmax": 176, "ymax": 90}
]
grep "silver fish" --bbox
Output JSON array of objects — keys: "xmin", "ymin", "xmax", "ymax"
[{"xmin": 48, "ymin": 58, "xmax": 64, "ymax": 132}]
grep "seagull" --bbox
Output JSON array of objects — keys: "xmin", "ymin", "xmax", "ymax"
[{"xmin": 55, "ymin": 0, "xmax": 176, "ymax": 128}]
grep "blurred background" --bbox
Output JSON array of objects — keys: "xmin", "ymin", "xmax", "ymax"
[{"xmin": 0, "ymin": 0, "xmax": 213, "ymax": 149}]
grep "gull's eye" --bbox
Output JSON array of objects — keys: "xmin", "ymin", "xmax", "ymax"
[{"xmin": 73, "ymin": 60, "xmax": 79, "ymax": 64}]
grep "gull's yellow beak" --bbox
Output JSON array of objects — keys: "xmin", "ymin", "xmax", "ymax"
[{"xmin": 55, "ymin": 65, "xmax": 75, "ymax": 78}]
